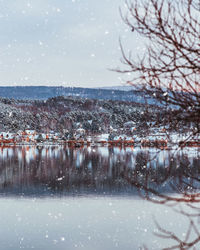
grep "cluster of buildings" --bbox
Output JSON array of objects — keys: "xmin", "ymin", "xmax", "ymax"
[
  {"xmin": 0, "ymin": 121, "xmax": 181, "ymax": 148},
  {"xmin": 0, "ymin": 130, "xmax": 60, "ymax": 144},
  {"xmin": 0, "ymin": 127, "xmax": 169, "ymax": 148},
  {"xmin": 0, "ymin": 120, "xmax": 138, "ymax": 144}
]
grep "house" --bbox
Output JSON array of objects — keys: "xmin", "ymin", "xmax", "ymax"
[
  {"xmin": 25, "ymin": 130, "xmax": 36, "ymax": 136},
  {"xmin": 123, "ymin": 121, "xmax": 136, "ymax": 135}
]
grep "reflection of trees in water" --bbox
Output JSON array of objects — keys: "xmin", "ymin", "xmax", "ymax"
[
  {"xmin": 0, "ymin": 146, "xmax": 135, "ymax": 193},
  {"xmin": 1, "ymin": 146, "xmax": 200, "ymax": 247},
  {"xmin": 0, "ymin": 146, "xmax": 200, "ymax": 195},
  {"xmin": 123, "ymin": 149, "xmax": 200, "ymax": 249},
  {"xmin": 124, "ymin": 150, "xmax": 200, "ymax": 199}
]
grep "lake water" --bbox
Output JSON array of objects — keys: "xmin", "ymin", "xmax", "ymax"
[{"xmin": 0, "ymin": 145, "xmax": 200, "ymax": 249}]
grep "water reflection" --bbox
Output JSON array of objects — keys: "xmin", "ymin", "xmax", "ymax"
[
  {"xmin": 1, "ymin": 146, "xmax": 200, "ymax": 249},
  {"xmin": 0, "ymin": 146, "xmax": 200, "ymax": 196}
]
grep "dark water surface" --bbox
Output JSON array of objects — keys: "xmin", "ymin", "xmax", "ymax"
[{"xmin": 0, "ymin": 146, "xmax": 200, "ymax": 249}]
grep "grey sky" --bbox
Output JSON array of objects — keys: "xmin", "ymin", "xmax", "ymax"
[{"xmin": 0, "ymin": 0, "xmax": 141, "ymax": 87}]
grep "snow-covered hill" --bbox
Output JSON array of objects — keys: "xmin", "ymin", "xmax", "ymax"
[{"xmin": 0, "ymin": 86, "xmax": 158, "ymax": 105}]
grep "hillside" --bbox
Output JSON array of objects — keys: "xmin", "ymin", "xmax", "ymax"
[
  {"xmin": 0, "ymin": 86, "xmax": 158, "ymax": 104},
  {"xmin": 0, "ymin": 95, "xmax": 164, "ymax": 133}
]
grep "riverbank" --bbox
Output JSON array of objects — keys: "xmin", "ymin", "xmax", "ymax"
[{"xmin": 0, "ymin": 138, "xmax": 199, "ymax": 148}]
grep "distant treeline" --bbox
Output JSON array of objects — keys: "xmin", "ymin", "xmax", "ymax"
[{"xmin": 0, "ymin": 86, "xmax": 157, "ymax": 104}]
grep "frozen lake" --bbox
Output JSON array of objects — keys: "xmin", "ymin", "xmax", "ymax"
[{"xmin": 0, "ymin": 146, "xmax": 200, "ymax": 249}]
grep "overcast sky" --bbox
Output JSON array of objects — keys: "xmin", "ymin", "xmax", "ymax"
[{"xmin": 0, "ymin": 0, "xmax": 141, "ymax": 87}]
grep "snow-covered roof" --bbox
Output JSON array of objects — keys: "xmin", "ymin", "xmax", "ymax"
[
  {"xmin": 124, "ymin": 121, "xmax": 135, "ymax": 128},
  {"xmin": 113, "ymin": 135, "xmax": 133, "ymax": 140},
  {"xmin": 0, "ymin": 132, "xmax": 15, "ymax": 139},
  {"xmin": 25, "ymin": 130, "xmax": 36, "ymax": 134}
]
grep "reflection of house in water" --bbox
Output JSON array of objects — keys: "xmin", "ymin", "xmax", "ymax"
[{"xmin": 0, "ymin": 146, "xmax": 200, "ymax": 196}]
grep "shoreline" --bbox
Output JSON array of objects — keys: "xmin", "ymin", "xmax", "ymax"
[{"xmin": 0, "ymin": 140, "xmax": 198, "ymax": 148}]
